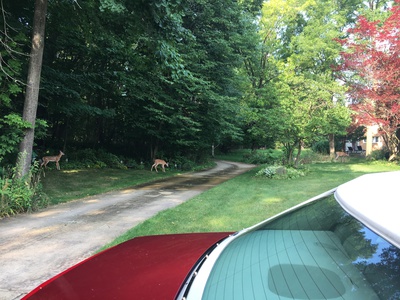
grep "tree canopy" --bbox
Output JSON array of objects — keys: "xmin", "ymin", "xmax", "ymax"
[
  {"xmin": 336, "ymin": 0, "xmax": 400, "ymax": 160},
  {"xmin": 1, "ymin": 0, "xmax": 396, "ymax": 167},
  {"xmin": 240, "ymin": 0, "xmax": 354, "ymax": 162}
]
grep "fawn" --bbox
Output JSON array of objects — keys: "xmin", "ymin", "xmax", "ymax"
[
  {"xmin": 151, "ymin": 159, "xmax": 168, "ymax": 172},
  {"xmin": 41, "ymin": 151, "xmax": 65, "ymax": 170}
]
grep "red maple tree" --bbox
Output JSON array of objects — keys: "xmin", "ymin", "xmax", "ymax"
[{"xmin": 336, "ymin": 1, "xmax": 400, "ymax": 160}]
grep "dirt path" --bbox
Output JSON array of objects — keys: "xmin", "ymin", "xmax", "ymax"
[{"xmin": 0, "ymin": 161, "xmax": 255, "ymax": 300}]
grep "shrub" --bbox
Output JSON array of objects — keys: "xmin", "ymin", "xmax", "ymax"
[
  {"xmin": 123, "ymin": 158, "xmax": 144, "ymax": 169},
  {"xmin": 96, "ymin": 149, "xmax": 126, "ymax": 169},
  {"xmin": 255, "ymin": 165, "xmax": 307, "ymax": 179},
  {"xmin": 166, "ymin": 156, "xmax": 213, "ymax": 171},
  {"xmin": 312, "ymin": 140, "xmax": 330, "ymax": 154},
  {"xmin": 171, "ymin": 156, "xmax": 195, "ymax": 171},
  {"xmin": 0, "ymin": 161, "xmax": 49, "ymax": 218},
  {"xmin": 242, "ymin": 150, "xmax": 281, "ymax": 164},
  {"xmin": 297, "ymin": 150, "xmax": 332, "ymax": 164},
  {"xmin": 65, "ymin": 149, "xmax": 126, "ymax": 169},
  {"xmin": 367, "ymin": 149, "xmax": 389, "ymax": 161}
]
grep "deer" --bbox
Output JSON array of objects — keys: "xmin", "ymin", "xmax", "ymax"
[
  {"xmin": 41, "ymin": 151, "xmax": 65, "ymax": 170},
  {"xmin": 151, "ymin": 159, "xmax": 168, "ymax": 172},
  {"xmin": 335, "ymin": 151, "xmax": 349, "ymax": 162}
]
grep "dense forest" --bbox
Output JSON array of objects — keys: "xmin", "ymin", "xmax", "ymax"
[{"xmin": 0, "ymin": 0, "xmax": 398, "ymax": 168}]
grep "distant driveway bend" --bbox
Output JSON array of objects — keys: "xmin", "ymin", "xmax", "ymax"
[{"xmin": 0, "ymin": 160, "xmax": 255, "ymax": 300}]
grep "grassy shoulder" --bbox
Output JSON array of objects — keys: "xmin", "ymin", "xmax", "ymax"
[
  {"xmin": 41, "ymin": 159, "xmax": 216, "ymax": 205},
  {"xmin": 41, "ymin": 168, "xmax": 186, "ymax": 205},
  {"xmin": 101, "ymin": 159, "xmax": 400, "ymax": 250}
]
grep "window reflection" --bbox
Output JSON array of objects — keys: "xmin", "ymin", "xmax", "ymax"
[{"xmin": 258, "ymin": 195, "xmax": 400, "ymax": 299}]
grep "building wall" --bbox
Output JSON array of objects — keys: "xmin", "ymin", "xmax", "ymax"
[{"xmin": 346, "ymin": 125, "xmax": 385, "ymax": 152}]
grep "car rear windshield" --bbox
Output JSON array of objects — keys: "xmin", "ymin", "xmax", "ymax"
[{"xmin": 202, "ymin": 195, "xmax": 400, "ymax": 300}]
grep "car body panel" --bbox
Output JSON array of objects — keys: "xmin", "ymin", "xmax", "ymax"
[
  {"xmin": 23, "ymin": 232, "xmax": 230, "ymax": 300},
  {"xmin": 335, "ymin": 171, "xmax": 400, "ymax": 248},
  {"xmin": 23, "ymin": 171, "xmax": 400, "ymax": 300},
  {"xmin": 187, "ymin": 172, "xmax": 400, "ymax": 299}
]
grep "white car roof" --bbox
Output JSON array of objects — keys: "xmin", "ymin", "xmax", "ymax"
[{"xmin": 335, "ymin": 171, "xmax": 400, "ymax": 249}]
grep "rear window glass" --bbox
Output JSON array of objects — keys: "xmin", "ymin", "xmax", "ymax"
[{"xmin": 202, "ymin": 195, "xmax": 400, "ymax": 300}]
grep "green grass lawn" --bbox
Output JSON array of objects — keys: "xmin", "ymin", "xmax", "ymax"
[
  {"xmin": 41, "ymin": 168, "xmax": 183, "ymax": 205},
  {"xmin": 101, "ymin": 159, "xmax": 400, "ymax": 250}
]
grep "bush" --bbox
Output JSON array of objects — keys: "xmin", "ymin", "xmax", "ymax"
[
  {"xmin": 171, "ymin": 156, "xmax": 195, "ymax": 171},
  {"xmin": 64, "ymin": 149, "xmax": 126, "ymax": 169},
  {"xmin": 366, "ymin": 149, "xmax": 389, "ymax": 161},
  {"xmin": 0, "ymin": 161, "xmax": 49, "ymax": 218},
  {"xmin": 255, "ymin": 165, "xmax": 307, "ymax": 179},
  {"xmin": 296, "ymin": 150, "xmax": 332, "ymax": 164},
  {"xmin": 123, "ymin": 158, "xmax": 145, "ymax": 170},
  {"xmin": 242, "ymin": 150, "xmax": 281, "ymax": 164},
  {"xmin": 311, "ymin": 140, "xmax": 329, "ymax": 154},
  {"xmin": 164, "ymin": 156, "xmax": 213, "ymax": 171}
]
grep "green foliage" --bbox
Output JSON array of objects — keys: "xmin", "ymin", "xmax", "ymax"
[
  {"xmin": 0, "ymin": 16, "xmax": 25, "ymax": 108},
  {"xmin": 312, "ymin": 139, "xmax": 330, "ymax": 154},
  {"xmin": 346, "ymin": 126, "xmax": 366, "ymax": 144},
  {"xmin": 99, "ymin": 0, "xmax": 126, "ymax": 12},
  {"xmin": 367, "ymin": 149, "xmax": 390, "ymax": 161},
  {"xmin": 25, "ymin": 0, "xmax": 257, "ymax": 161},
  {"xmin": 2, "ymin": 0, "xmax": 371, "ymax": 167},
  {"xmin": 34, "ymin": 119, "xmax": 49, "ymax": 141},
  {"xmin": 169, "ymin": 155, "xmax": 195, "ymax": 171},
  {"xmin": 242, "ymin": 149, "xmax": 282, "ymax": 164},
  {"xmin": 64, "ymin": 149, "xmax": 127, "ymax": 170},
  {"xmin": 0, "ymin": 114, "xmax": 32, "ymax": 163},
  {"xmin": 297, "ymin": 149, "xmax": 332, "ymax": 164},
  {"xmin": 255, "ymin": 165, "xmax": 307, "ymax": 179},
  {"xmin": 122, "ymin": 158, "xmax": 145, "ymax": 170},
  {"xmin": 240, "ymin": 0, "xmax": 354, "ymax": 164},
  {"xmin": 169, "ymin": 155, "xmax": 214, "ymax": 171},
  {"xmin": 0, "ymin": 161, "xmax": 48, "ymax": 218}
]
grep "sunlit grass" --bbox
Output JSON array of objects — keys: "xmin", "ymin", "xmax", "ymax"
[
  {"xmin": 102, "ymin": 160, "xmax": 400, "ymax": 250},
  {"xmin": 41, "ymin": 168, "xmax": 183, "ymax": 204}
]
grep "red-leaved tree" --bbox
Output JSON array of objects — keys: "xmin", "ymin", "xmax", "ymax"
[{"xmin": 336, "ymin": 2, "xmax": 400, "ymax": 160}]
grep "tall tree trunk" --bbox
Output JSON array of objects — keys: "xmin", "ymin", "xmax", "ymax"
[
  {"xmin": 329, "ymin": 133, "xmax": 335, "ymax": 158},
  {"xmin": 17, "ymin": 0, "xmax": 48, "ymax": 177},
  {"xmin": 294, "ymin": 140, "xmax": 302, "ymax": 167}
]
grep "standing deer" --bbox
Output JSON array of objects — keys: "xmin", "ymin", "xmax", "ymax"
[
  {"xmin": 151, "ymin": 159, "xmax": 168, "ymax": 172},
  {"xmin": 41, "ymin": 151, "xmax": 65, "ymax": 170},
  {"xmin": 335, "ymin": 151, "xmax": 349, "ymax": 162}
]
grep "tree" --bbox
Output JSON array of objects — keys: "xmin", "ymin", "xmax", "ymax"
[
  {"xmin": 17, "ymin": 0, "xmax": 48, "ymax": 176},
  {"xmin": 239, "ymin": 0, "xmax": 304, "ymax": 150},
  {"xmin": 285, "ymin": 0, "xmax": 353, "ymax": 159},
  {"xmin": 241, "ymin": 0, "xmax": 352, "ymax": 164},
  {"xmin": 0, "ymin": 1, "xmax": 28, "ymax": 163},
  {"xmin": 336, "ymin": 1, "xmax": 400, "ymax": 160},
  {"xmin": 32, "ymin": 0, "xmax": 262, "ymax": 162}
]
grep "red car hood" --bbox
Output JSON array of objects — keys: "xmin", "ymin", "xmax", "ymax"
[{"xmin": 23, "ymin": 232, "xmax": 230, "ymax": 300}]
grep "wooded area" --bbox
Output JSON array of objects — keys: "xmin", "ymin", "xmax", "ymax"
[{"xmin": 1, "ymin": 0, "xmax": 398, "ymax": 171}]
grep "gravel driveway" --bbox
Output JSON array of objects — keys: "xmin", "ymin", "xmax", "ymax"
[{"xmin": 0, "ymin": 161, "xmax": 255, "ymax": 300}]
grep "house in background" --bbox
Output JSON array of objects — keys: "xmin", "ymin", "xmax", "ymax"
[{"xmin": 345, "ymin": 125, "xmax": 385, "ymax": 154}]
